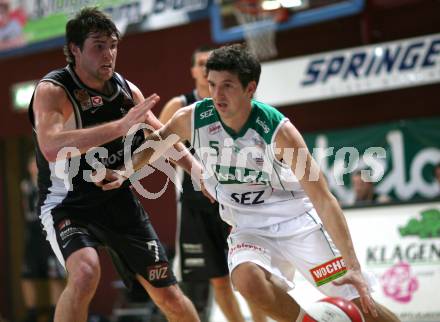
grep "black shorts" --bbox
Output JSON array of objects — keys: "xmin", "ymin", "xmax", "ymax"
[
  {"xmin": 21, "ymin": 221, "xmax": 65, "ymax": 279},
  {"xmin": 177, "ymin": 198, "xmax": 230, "ymax": 281},
  {"xmin": 51, "ymin": 190, "xmax": 176, "ymax": 289}
]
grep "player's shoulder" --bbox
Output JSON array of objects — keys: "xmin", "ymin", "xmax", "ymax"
[
  {"xmin": 252, "ymin": 100, "xmax": 285, "ymax": 123},
  {"xmin": 41, "ymin": 66, "xmax": 69, "ymax": 82},
  {"xmin": 35, "ymin": 80, "xmax": 68, "ymax": 99}
]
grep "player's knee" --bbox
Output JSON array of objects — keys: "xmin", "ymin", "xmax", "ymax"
[
  {"xmin": 232, "ymin": 262, "xmax": 266, "ymax": 301},
  {"xmin": 154, "ymin": 285, "xmax": 189, "ymax": 315},
  {"xmin": 68, "ymin": 257, "xmax": 100, "ymax": 296}
]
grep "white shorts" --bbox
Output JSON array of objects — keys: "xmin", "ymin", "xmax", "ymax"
[{"xmin": 227, "ymin": 209, "xmax": 377, "ymax": 300}]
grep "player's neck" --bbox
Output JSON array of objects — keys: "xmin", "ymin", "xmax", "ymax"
[
  {"xmin": 74, "ymin": 66, "xmax": 111, "ymax": 94},
  {"xmin": 222, "ymin": 102, "xmax": 252, "ymax": 134}
]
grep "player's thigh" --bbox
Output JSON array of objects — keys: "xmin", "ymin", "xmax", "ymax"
[
  {"xmin": 228, "ymin": 232, "xmax": 295, "ymax": 290},
  {"xmin": 283, "ymin": 211, "xmax": 374, "ymax": 300}
]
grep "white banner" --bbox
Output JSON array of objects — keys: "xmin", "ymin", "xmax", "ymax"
[
  {"xmin": 345, "ymin": 201, "xmax": 440, "ymax": 321},
  {"xmin": 256, "ymin": 34, "xmax": 440, "ymax": 106}
]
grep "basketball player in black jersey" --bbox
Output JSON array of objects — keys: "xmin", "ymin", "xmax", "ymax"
[
  {"xmin": 160, "ymin": 46, "xmax": 267, "ymax": 322},
  {"xmin": 29, "ymin": 8, "xmax": 199, "ymax": 322}
]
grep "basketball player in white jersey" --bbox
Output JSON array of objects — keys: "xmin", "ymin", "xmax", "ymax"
[
  {"xmin": 99, "ymin": 44, "xmax": 399, "ymax": 322},
  {"xmin": 160, "ymin": 45, "xmax": 267, "ymax": 322}
]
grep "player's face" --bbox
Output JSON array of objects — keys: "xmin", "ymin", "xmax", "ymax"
[
  {"xmin": 73, "ymin": 32, "xmax": 118, "ymax": 83},
  {"xmin": 208, "ymin": 70, "xmax": 255, "ymax": 120},
  {"xmin": 191, "ymin": 51, "xmax": 210, "ymax": 86}
]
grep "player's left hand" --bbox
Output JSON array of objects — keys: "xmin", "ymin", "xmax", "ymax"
[
  {"xmin": 333, "ymin": 268, "xmax": 378, "ymax": 318},
  {"xmin": 94, "ymin": 168, "xmax": 128, "ymax": 191}
]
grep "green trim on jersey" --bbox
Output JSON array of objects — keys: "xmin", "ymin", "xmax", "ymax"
[{"xmin": 193, "ymin": 98, "xmax": 286, "ymax": 144}]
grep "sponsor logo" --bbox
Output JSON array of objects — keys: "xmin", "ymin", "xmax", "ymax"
[
  {"xmin": 381, "ymin": 261, "xmax": 419, "ymax": 303},
  {"xmin": 229, "ymin": 242, "xmax": 266, "ymax": 255},
  {"xmin": 57, "ymin": 219, "xmax": 71, "ymax": 230},
  {"xmin": 301, "ymin": 36, "xmax": 440, "ymax": 86},
  {"xmin": 214, "ymin": 165, "xmax": 270, "ymax": 185},
  {"xmin": 209, "ymin": 124, "xmax": 222, "ymax": 134},
  {"xmin": 367, "ymin": 208, "xmax": 440, "ymax": 266},
  {"xmin": 59, "ymin": 225, "xmax": 85, "ymax": 241},
  {"xmin": 256, "ymin": 117, "xmax": 270, "ymax": 134},
  {"xmin": 200, "ymin": 108, "xmax": 214, "ymax": 119},
  {"xmin": 147, "ymin": 263, "xmax": 169, "ymax": 281},
  {"xmin": 231, "ymin": 190, "xmax": 265, "ymax": 205},
  {"xmin": 399, "ymin": 208, "xmax": 440, "ymax": 238},
  {"xmin": 310, "ymin": 256, "xmax": 347, "ymax": 286},
  {"xmin": 91, "ymin": 96, "xmax": 103, "ymax": 107},
  {"xmin": 74, "ymin": 89, "xmax": 92, "ymax": 111}
]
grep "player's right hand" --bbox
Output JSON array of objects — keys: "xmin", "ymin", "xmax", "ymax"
[
  {"xmin": 94, "ymin": 168, "xmax": 128, "ymax": 191},
  {"xmin": 120, "ymin": 94, "xmax": 160, "ymax": 134},
  {"xmin": 333, "ymin": 268, "xmax": 378, "ymax": 318}
]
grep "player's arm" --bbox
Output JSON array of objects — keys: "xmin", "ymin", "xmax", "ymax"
[
  {"xmin": 159, "ymin": 96, "xmax": 183, "ymax": 124},
  {"xmin": 98, "ymin": 106, "xmax": 213, "ymax": 201},
  {"xmin": 131, "ymin": 106, "xmax": 192, "ymax": 172},
  {"xmin": 33, "ymin": 81, "xmax": 159, "ymax": 162},
  {"xmin": 275, "ymin": 121, "xmax": 377, "ymax": 316},
  {"xmin": 128, "ymin": 82, "xmax": 194, "ymax": 174}
]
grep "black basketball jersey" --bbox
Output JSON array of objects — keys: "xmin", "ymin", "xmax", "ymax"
[
  {"xmin": 28, "ymin": 65, "xmax": 144, "ymax": 222},
  {"xmin": 178, "ymin": 90, "xmax": 207, "ymax": 201}
]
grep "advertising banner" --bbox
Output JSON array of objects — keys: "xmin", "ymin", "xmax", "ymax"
[
  {"xmin": 0, "ymin": 0, "xmax": 210, "ymax": 56},
  {"xmin": 345, "ymin": 201, "xmax": 440, "ymax": 321},
  {"xmin": 256, "ymin": 34, "xmax": 440, "ymax": 106},
  {"xmin": 302, "ymin": 117, "xmax": 440, "ymax": 204}
]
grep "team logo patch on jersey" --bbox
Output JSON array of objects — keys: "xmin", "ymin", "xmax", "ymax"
[
  {"xmin": 91, "ymin": 96, "xmax": 103, "ymax": 107},
  {"xmin": 147, "ymin": 263, "xmax": 169, "ymax": 281},
  {"xmin": 74, "ymin": 89, "xmax": 92, "ymax": 111},
  {"xmin": 310, "ymin": 256, "xmax": 347, "ymax": 286},
  {"xmin": 209, "ymin": 124, "xmax": 222, "ymax": 134}
]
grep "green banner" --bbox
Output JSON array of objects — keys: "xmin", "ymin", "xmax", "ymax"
[
  {"xmin": 0, "ymin": 0, "xmax": 210, "ymax": 54},
  {"xmin": 302, "ymin": 118, "xmax": 440, "ymax": 204}
]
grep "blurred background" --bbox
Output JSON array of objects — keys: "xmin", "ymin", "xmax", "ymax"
[{"xmin": 0, "ymin": 0, "xmax": 439, "ymax": 321}]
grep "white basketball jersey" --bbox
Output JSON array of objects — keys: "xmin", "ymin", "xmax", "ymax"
[{"xmin": 191, "ymin": 98, "xmax": 313, "ymax": 232}]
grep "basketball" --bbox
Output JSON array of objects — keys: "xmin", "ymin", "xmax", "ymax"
[{"xmin": 302, "ymin": 297, "xmax": 364, "ymax": 322}]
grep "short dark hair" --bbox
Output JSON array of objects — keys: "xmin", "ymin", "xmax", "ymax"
[
  {"xmin": 191, "ymin": 45, "xmax": 216, "ymax": 67},
  {"xmin": 63, "ymin": 7, "xmax": 120, "ymax": 65},
  {"xmin": 206, "ymin": 44, "xmax": 261, "ymax": 87}
]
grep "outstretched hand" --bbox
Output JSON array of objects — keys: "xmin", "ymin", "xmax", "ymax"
[
  {"xmin": 120, "ymin": 94, "xmax": 160, "ymax": 134},
  {"xmin": 94, "ymin": 168, "xmax": 128, "ymax": 191},
  {"xmin": 333, "ymin": 269, "xmax": 378, "ymax": 318}
]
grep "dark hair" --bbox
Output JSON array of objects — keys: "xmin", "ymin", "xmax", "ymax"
[
  {"xmin": 191, "ymin": 45, "xmax": 216, "ymax": 67},
  {"xmin": 206, "ymin": 44, "xmax": 261, "ymax": 87},
  {"xmin": 63, "ymin": 7, "xmax": 120, "ymax": 65}
]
